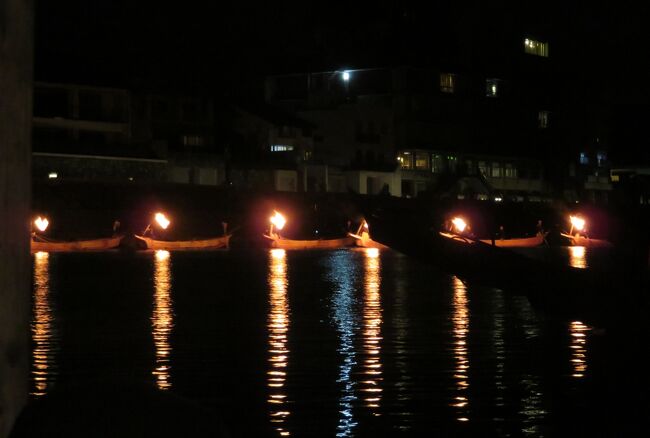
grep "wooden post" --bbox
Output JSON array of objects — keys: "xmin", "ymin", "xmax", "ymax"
[{"xmin": 0, "ymin": 0, "xmax": 33, "ymax": 436}]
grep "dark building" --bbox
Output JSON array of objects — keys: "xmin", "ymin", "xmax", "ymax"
[{"xmin": 31, "ymin": 82, "xmax": 224, "ymax": 185}]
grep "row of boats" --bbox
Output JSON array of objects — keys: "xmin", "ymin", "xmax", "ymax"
[{"xmin": 30, "ymin": 211, "xmax": 608, "ymax": 253}]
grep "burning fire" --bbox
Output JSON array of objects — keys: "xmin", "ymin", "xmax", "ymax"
[
  {"xmin": 570, "ymin": 216, "xmax": 586, "ymax": 232},
  {"xmin": 34, "ymin": 216, "xmax": 49, "ymax": 232},
  {"xmin": 451, "ymin": 217, "xmax": 467, "ymax": 233},
  {"xmin": 155, "ymin": 212, "xmax": 170, "ymax": 230},
  {"xmin": 270, "ymin": 211, "xmax": 286, "ymax": 231}
]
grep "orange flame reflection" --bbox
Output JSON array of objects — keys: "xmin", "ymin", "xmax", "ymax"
[
  {"xmin": 268, "ymin": 249, "xmax": 291, "ymax": 436},
  {"xmin": 451, "ymin": 276, "xmax": 470, "ymax": 422},
  {"xmin": 152, "ymin": 250, "xmax": 174, "ymax": 390},
  {"xmin": 361, "ymin": 247, "xmax": 383, "ymax": 413},
  {"xmin": 31, "ymin": 251, "xmax": 59, "ymax": 396},
  {"xmin": 569, "ymin": 320, "xmax": 590, "ymax": 378}
]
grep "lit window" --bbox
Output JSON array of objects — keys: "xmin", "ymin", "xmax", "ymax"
[
  {"xmin": 270, "ymin": 145, "xmax": 294, "ymax": 152},
  {"xmin": 48, "ymin": 172, "xmax": 58, "ymax": 179},
  {"xmin": 579, "ymin": 152, "xmax": 589, "ymax": 165},
  {"xmin": 398, "ymin": 151, "xmax": 413, "ymax": 169},
  {"xmin": 491, "ymin": 162, "xmax": 503, "ymax": 178},
  {"xmin": 182, "ymin": 135, "xmax": 205, "ymax": 147},
  {"xmin": 538, "ymin": 110, "xmax": 550, "ymax": 128},
  {"xmin": 504, "ymin": 163, "xmax": 517, "ymax": 178},
  {"xmin": 304, "ymin": 150, "xmax": 313, "ymax": 161},
  {"xmin": 478, "ymin": 161, "xmax": 488, "ymax": 176},
  {"xmin": 440, "ymin": 73, "xmax": 456, "ymax": 93},
  {"xmin": 415, "ymin": 152, "xmax": 430, "ymax": 170},
  {"xmin": 486, "ymin": 79, "xmax": 500, "ymax": 97},
  {"xmin": 596, "ymin": 151, "xmax": 607, "ymax": 167},
  {"xmin": 524, "ymin": 38, "xmax": 549, "ymax": 57}
]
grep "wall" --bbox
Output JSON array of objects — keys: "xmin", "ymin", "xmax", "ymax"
[
  {"xmin": 0, "ymin": 0, "xmax": 32, "ymax": 435},
  {"xmin": 345, "ymin": 170, "xmax": 401, "ymax": 197}
]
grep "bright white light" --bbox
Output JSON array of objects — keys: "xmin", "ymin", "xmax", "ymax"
[
  {"xmin": 34, "ymin": 216, "xmax": 49, "ymax": 232},
  {"xmin": 48, "ymin": 172, "xmax": 58, "ymax": 179},
  {"xmin": 494, "ymin": 197, "xmax": 503, "ymax": 202},
  {"xmin": 452, "ymin": 217, "xmax": 467, "ymax": 233},
  {"xmin": 342, "ymin": 71, "xmax": 350, "ymax": 81},
  {"xmin": 270, "ymin": 211, "xmax": 287, "ymax": 231},
  {"xmin": 570, "ymin": 216, "xmax": 585, "ymax": 231},
  {"xmin": 155, "ymin": 212, "xmax": 170, "ymax": 230}
]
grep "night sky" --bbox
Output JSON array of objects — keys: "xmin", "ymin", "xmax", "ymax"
[{"xmin": 34, "ymin": 1, "xmax": 650, "ymax": 161}]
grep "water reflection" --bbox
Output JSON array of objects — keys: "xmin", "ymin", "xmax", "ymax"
[
  {"xmin": 330, "ymin": 251, "xmax": 359, "ymax": 437},
  {"xmin": 568, "ymin": 246, "xmax": 590, "ymax": 379},
  {"xmin": 392, "ymin": 254, "xmax": 412, "ymax": 431},
  {"xmin": 360, "ymin": 248, "xmax": 383, "ymax": 413},
  {"xmin": 152, "ymin": 250, "xmax": 174, "ymax": 390},
  {"xmin": 513, "ymin": 297, "xmax": 546, "ymax": 435},
  {"xmin": 450, "ymin": 276, "xmax": 470, "ymax": 422},
  {"xmin": 492, "ymin": 290, "xmax": 506, "ymax": 413},
  {"xmin": 569, "ymin": 321, "xmax": 590, "ymax": 378},
  {"xmin": 267, "ymin": 249, "xmax": 291, "ymax": 437},
  {"xmin": 569, "ymin": 246, "xmax": 587, "ymax": 269},
  {"xmin": 31, "ymin": 251, "xmax": 59, "ymax": 396}
]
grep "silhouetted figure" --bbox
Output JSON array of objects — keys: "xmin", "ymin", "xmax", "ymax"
[{"xmin": 112, "ymin": 220, "xmax": 121, "ymax": 235}]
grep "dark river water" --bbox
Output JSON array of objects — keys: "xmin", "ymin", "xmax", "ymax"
[{"xmin": 27, "ymin": 247, "xmax": 648, "ymax": 437}]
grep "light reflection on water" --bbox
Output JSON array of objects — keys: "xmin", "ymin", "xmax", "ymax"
[
  {"xmin": 360, "ymin": 248, "xmax": 383, "ymax": 413},
  {"xmin": 568, "ymin": 246, "xmax": 591, "ymax": 379},
  {"xmin": 152, "ymin": 250, "xmax": 174, "ymax": 390},
  {"xmin": 569, "ymin": 246, "xmax": 587, "ymax": 269},
  {"xmin": 329, "ymin": 250, "xmax": 359, "ymax": 437},
  {"xmin": 329, "ymin": 248, "xmax": 385, "ymax": 436},
  {"xmin": 267, "ymin": 249, "xmax": 291, "ymax": 437},
  {"xmin": 27, "ymin": 249, "xmax": 610, "ymax": 435},
  {"xmin": 31, "ymin": 251, "xmax": 59, "ymax": 396},
  {"xmin": 492, "ymin": 289, "xmax": 506, "ymax": 414},
  {"xmin": 450, "ymin": 276, "xmax": 470, "ymax": 422},
  {"xmin": 391, "ymin": 253, "xmax": 412, "ymax": 431}
]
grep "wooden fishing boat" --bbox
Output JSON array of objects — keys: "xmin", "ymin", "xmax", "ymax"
[
  {"xmin": 478, "ymin": 233, "xmax": 546, "ymax": 248},
  {"xmin": 348, "ymin": 231, "xmax": 389, "ymax": 249},
  {"xmin": 134, "ymin": 234, "xmax": 231, "ymax": 250},
  {"xmin": 347, "ymin": 221, "xmax": 389, "ymax": 249},
  {"xmin": 31, "ymin": 234, "xmax": 124, "ymax": 252},
  {"xmin": 363, "ymin": 206, "xmax": 649, "ymax": 329},
  {"xmin": 263, "ymin": 233, "xmax": 354, "ymax": 250},
  {"xmin": 560, "ymin": 233, "xmax": 613, "ymax": 248}
]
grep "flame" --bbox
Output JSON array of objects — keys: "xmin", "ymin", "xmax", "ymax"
[
  {"xmin": 363, "ymin": 221, "xmax": 369, "ymax": 230},
  {"xmin": 451, "ymin": 217, "xmax": 467, "ymax": 233},
  {"xmin": 270, "ymin": 211, "xmax": 287, "ymax": 231},
  {"xmin": 570, "ymin": 216, "xmax": 585, "ymax": 232},
  {"xmin": 34, "ymin": 216, "xmax": 49, "ymax": 232},
  {"xmin": 155, "ymin": 212, "xmax": 170, "ymax": 230}
]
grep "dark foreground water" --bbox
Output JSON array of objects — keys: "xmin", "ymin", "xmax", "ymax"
[{"xmin": 26, "ymin": 247, "xmax": 648, "ymax": 437}]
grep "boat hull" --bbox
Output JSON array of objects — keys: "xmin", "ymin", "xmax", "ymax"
[
  {"xmin": 31, "ymin": 235, "xmax": 124, "ymax": 252},
  {"xmin": 479, "ymin": 234, "xmax": 546, "ymax": 248},
  {"xmin": 348, "ymin": 232, "xmax": 389, "ymax": 249},
  {"xmin": 560, "ymin": 233, "xmax": 612, "ymax": 248},
  {"xmin": 135, "ymin": 234, "xmax": 231, "ymax": 250},
  {"xmin": 264, "ymin": 235, "xmax": 354, "ymax": 250}
]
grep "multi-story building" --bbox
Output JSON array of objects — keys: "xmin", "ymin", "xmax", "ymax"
[{"xmin": 31, "ymin": 82, "xmax": 224, "ymax": 185}]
